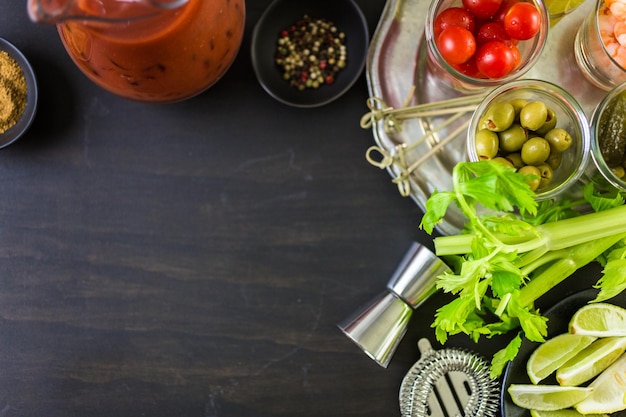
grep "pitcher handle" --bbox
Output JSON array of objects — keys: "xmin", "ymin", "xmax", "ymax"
[{"xmin": 28, "ymin": 0, "xmax": 190, "ymax": 24}]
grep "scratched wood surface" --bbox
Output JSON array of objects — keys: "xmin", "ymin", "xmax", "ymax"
[
  {"xmin": 0, "ymin": 1, "xmax": 608, "ymax": 416},
  {"xmin": 0, "ymin": 1, "xmax": 440, "ymax": 416}
]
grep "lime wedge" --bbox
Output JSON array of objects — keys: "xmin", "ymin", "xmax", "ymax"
[
  {"xmin": 530, "ymin": 409, "xmax": 608, "ymax": 417},
  {"xmin": 526, "ymin": 333, "xmax": 597, "ymax": 384},
  {"xmin": 556, "ymin": 336, "xmax": 626, "ymax": 386},
  {"xmin": 543, "ymin": 0, "xmax": 586, "ymax": 16},
  {"xmin": 508, "ymin": 384, "xmax": 593, "ymax": 411},
  {"xmin": 575, "ymin": 352, "xmax": 626, "ymax": 414},
  {"xmin": 569, "ymin": 303, "xmax": 626, "ymax": 337}
]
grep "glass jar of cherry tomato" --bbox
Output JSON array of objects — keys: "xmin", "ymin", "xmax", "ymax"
[{"xmin": 425, "ymin": 0, "xmax": 549, "ymax": 93}]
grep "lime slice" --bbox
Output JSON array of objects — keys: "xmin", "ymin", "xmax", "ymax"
[
  {"xmin": 508, "ymin": 384, "xmax": 593, "ymax": 411},
  {"xmin": 530, "ymin": 408, "xmax": 609, "ymax": 417},
  {"xmin": 556, "ymin": 336, "xmax": 626, "ymax": 386},
  {"xmin": 542, "ymin": 0, "xmax": 586, "ymax": 16},
  {"xmin": 526, "ymin": 333, "xmax": 597, "ymax": 384},
  {"xmin": 530, "ymin": 409, "xmax": 608, "ymax": 417},
  {"xmin": 575, "ymin": 352, "xmax": 626, "ymax": 414},
  {"xmin": 569, "ymin": 303, "xmax": 626, "ymax": 337}
]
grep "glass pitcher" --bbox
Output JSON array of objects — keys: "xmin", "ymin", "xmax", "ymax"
[{"xmin": 28, "ymin": 0, "xmax": 245, "ymax": 102}]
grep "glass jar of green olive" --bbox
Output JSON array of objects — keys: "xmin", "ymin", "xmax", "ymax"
[{"xmin": 467, "ymin": 79, "xmax": 591, "ymax": 200}]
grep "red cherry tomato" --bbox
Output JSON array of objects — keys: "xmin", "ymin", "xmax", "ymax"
[
  {"xmin": 462, "ymin": 0, "xmax": 503, "ymax": 19},
  {"xmin": 503, "ymin": 2, "xmax": 541, "ymax": 40},
  {"xmin": 492, "ymin": 0, "xmax": 518, "ymax": 23},
  {"xmin": 436, "ymin": 26, "xmax": 477, "ymax": 65},
  {"xmin": 452, "ymin": 58, "xmax": 481, "ymax": 78},
  {"xmin": 509, "ymin": 44, "xmax": 521, "ymax": 67},
  {"xmin": 475, "ymin": 40, "xmax": 516, "ymax": 78},
  {"xmin": 475, "ymin": 22, "xmax": 512, "ymax": 46},
  {"xmin": 433, "ymin": 7, "xmax": 476, "ymax": 38}
]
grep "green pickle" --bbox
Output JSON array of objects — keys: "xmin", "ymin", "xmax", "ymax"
[{"xmin": 598, "ymin": 90, "xmax": 626, "ymax": 167}]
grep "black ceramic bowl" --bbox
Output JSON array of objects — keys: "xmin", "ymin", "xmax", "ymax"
[
  {"xmin": 0, "ymin": 37, "xmax": 38, "ymax": 148},
  {"xmin": 501, "ymin": 289, "xmax": 626, "ymax": 417},
  {"xmin": 251, "ymin": 0, "xmax": 369, "ymax": 108}
]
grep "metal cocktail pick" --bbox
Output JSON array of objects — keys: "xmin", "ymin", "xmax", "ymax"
[{"xmin": 337, "ymin": 242, "xmax": 451, "ymax": 368}]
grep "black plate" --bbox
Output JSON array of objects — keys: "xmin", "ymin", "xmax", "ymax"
[
  {"xmin": 250, "ymin": 0, "xmax": 369, "ymax": 108},
  {"xmin": 501, "ymin": 288, "xmax": 626, "ymax": 417},
  {"xmin": 0, "ymin": 37, "xmax": 38, "ymax": 148}
]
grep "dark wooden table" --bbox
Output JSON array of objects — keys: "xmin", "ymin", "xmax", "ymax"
[
  {"xmin": 1, "ymin": 1, "xmax": 606, "ymax": 416},
  {"xmin": 0, "ymin": 1, "xmax": 441, "ymax": 416}
]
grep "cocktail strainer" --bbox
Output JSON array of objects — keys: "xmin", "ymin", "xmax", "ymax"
[{"xmin": 399, "ymin": 338, "xmax": 499, "ymax": 417}]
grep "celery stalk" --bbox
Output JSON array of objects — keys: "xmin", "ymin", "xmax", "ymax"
[
  {"xmin": 420, "ymin": 161, "xmax": 626, "ymax": 377},
  {"xmin": 517, "ymin": 232, "xmax": 626, "ymax": 307},
  {"xmin": 434, "ymin": 204, "xmax": 626, "ymax": 256}
]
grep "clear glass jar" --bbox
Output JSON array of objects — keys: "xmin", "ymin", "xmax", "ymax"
[
  {"xmin": 574, "ymin": 0, "xmax": 626, "ymax": 92},
  {"xmin": 425, "ymin": 0, "xmax": 549, "ymax": 93},
  {"xmin": 588, "ymin": 81, "xmax": 626, "ymax": 192},
  {"xmin": 467, "ymin": 79, "xmax": 591, "ymax": 200}
]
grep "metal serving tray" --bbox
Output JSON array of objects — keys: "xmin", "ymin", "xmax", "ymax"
[{"xmin": 364, "ymin": 0, "xmax": 604, "ymax": 235}]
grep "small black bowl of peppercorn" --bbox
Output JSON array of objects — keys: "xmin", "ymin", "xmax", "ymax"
[
  {"xmin": 0, "ymin": 37, "xmax": 38, "ymax": 149},
  {"xmin": 251, "ymin": 0, "xmax": 369, "ymax": 108}
]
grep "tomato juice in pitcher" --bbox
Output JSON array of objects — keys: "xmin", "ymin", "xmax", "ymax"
[{"xmin": 29, "ymin": 0, "xmax": 245, "ymax": 102}]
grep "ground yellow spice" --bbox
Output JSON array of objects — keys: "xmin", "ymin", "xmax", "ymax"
[{"xmin": 0, "ymin": 50, "xmax": 27, "ymax": 134}]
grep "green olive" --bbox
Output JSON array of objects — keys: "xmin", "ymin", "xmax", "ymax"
[
  {"xmin": 481, "ymin": 102, "xmax": 515, "ymax": 132},
  {"xmin": 505, "ymin": 152, "xmax": 524, "ymax": 169},
  {"xmin": 612, "ymin": 165, "xmax": 626, "ymax": 179},
  {"xmin": 475, "ymin": 129, "xmax": 499, "ymax": 160},
  {"xmin": 521, "ymin": 137, "xmax": 551, "ymax": 165},
  {"xmin": 510, "ymin": 99, "xmax": 529, "ymax": 117},
  {"xmin": 518, "ymin": 165, "xmax": 541, "ymax": 191},
  {"xmin": 546, "ymin": 151, "xmax": 562, "ymax": 170},
  {"xmin": 544, "ymin": 128, "xmax": 573, "ymax": 153},
  {"xmin": 536, "ymin": 163, "xmax": 554, "ymax": 189},
  {"xmin": 535, "ymin": 108, "xmax": 557, "ymax": 135},
  {"xmin": 499, "ymin": 124, "xmax": 528, "ymax": 153},
  {"xmin": 492, "ymin": 156, "xmax": 514, "ymax": 168},
  {"xmin": 520, "ymin": 101, "xmax": 548, "ymax": 131}
]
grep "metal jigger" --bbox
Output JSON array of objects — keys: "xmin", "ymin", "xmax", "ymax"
[{"xmin": 338, "ymin": 242, "xmax": 451, "ymax": 368}]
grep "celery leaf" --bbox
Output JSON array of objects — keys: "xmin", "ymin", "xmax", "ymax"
[
  {"xmin": 435, "ymin": 263, "xmax": 483, "ymax": 296},
  {"xmin": 490, "ymin": 334, "xmax": 522, "ymax": 379},
  {"xmin": 456, "ymin": 161, "xmax": 537, "ymax": 215},
  {"xmin": 420, "ymin": 190, "xmax": 456, "ymax": 234},
  {"xmin": 594, "ymin": 245, "xmax": 626, "ymax": 302},
  {"xmin": 584, "ymin": 181, "xmax": 625, "ymax": 212},
  {"xmin": 507, "ymin": 295, "xmax": 547, "ymax": 342}
]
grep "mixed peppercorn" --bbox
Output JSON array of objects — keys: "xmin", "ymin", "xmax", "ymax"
[{"xmin": 275, "ymin": 15, "xmax": 347, "ymax": 90}]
